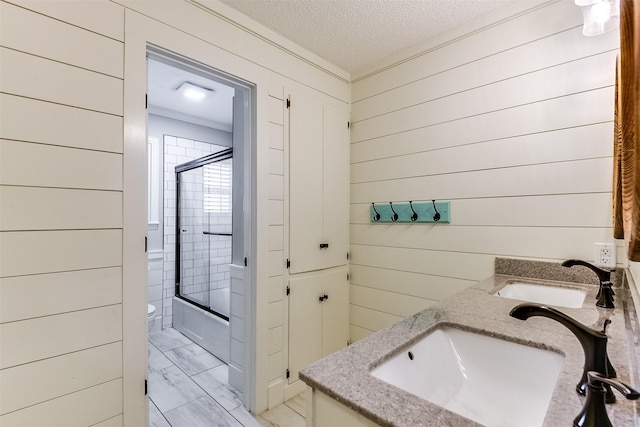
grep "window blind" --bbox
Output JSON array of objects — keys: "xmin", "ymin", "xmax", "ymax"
[{"xmin": 204, "ymin": 161, "xmax": 232, "ymax": 213}]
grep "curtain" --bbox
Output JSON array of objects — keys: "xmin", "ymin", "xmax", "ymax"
[{"xmin": 612, "ymin": 0, "xmax": 640, "ymax": 260}]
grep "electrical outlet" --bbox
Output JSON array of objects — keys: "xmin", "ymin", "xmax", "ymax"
[{"xmin": 594, "ymin": 243, "xmax": 616, "ymax": 268}]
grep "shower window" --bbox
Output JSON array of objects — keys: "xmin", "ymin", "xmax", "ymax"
[
  {"xmin": 204, "ymin": 162, "xmax": 232, "ymax": 214},
  {"xmin": 176, "ymin": 148, "xmax": 233, "ymax": 320}
]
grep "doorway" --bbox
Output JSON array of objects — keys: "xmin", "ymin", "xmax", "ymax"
[{"xmin": 145, "ymin": 46, "xmax": 254, "ymax": 412}]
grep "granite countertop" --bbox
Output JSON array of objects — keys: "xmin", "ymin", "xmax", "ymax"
[{"xmin": 300, "ymin": 259, "xmax": 640, "ymax": 427}]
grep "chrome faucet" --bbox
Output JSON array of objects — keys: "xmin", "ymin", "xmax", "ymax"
[
  {"xmin": 574, "ymin": 371, "xmax": 639, "ymax": 427},
  {"xmin": 509, "ymin": 303, "xmax": 617, "ymax": 403},
  {"xmin": 561, "ymin": 259, "xmax": 615, "ymax": 309}
]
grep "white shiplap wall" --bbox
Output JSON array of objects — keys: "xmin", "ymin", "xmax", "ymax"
[
  {"xmin": 0, "ymin": 1, "xmax": 125, "ymax": 425},
  {"xmin": 1, "ymin": 0, "xmax": 350, "ymax": 421},
  {"xmin": 266, "ymin": 89, "xmax": 287, "ymax": 408},
  {"xmin": 349, "ymin": 0, "xmax": 621, "ymax": 341},
  {"xmin": 117, "ymin": 0, "xmax": 349, "ymax": 413}
]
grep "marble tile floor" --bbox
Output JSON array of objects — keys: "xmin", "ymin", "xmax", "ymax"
[{"xmin": 149, "ymin": 327, "xmax": 307, "ymax": 427}]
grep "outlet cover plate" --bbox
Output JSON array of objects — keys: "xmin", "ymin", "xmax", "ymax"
[{"xmin": 594, "ymin": 243, "xmax": 616, "ymax": 268}]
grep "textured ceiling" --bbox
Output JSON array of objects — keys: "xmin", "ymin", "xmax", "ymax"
[
  {"xmin": 150, "ymin": 0, "xmax": 549, "ymax": 131},
  {"xmin": 218, "ymin": 0, "xmax": 546, "ymax": 74}
]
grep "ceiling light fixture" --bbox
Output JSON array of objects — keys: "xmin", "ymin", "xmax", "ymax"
[
  {"xmin": 575, "ymin": 0, "xmax": 619, "ymax": 36},
  {"xmin": 177, "ymin": 82, "xmax": 213, "ymax": 101}
]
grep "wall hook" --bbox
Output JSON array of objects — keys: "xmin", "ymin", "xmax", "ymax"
[
  {"xmin": 390, "ymin": 202, "xmax": 399, "ymax": 222},
  {"xmin": 432, "ymin": 200, "xmax": 441, "ymax": 222},
  {"xmin": 371, "ymin": 203, "xmax": 381, "ymax": 222},
  {"xmin": 409, "ymin": 201, "xmax": 418, "ymax": 222}
]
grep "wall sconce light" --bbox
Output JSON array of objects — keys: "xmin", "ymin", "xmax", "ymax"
[
  {"xmin": 575, "ymin": 0, "xmax": 620, "ymax": 36},
  {"xmin": 177, "ymin": 81, "xmax": 213, "ymax": 101}
]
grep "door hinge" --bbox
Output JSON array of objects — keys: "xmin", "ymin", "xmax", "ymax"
[
  {"xmin": 286, "ymin": 368, "xmax": 290, "ymax": 379},
  {"xmin": 144, "ymin": 236, "xmax": 148, "ymax": 253},
  {"xmin": 347, "ymin": 252, "xmax": 350, "ymax": 260},
  {"xmin": 347, "ymin": 121, "xmax": 350, "ymax": 129},
  {"xmin": 286, "ymin": 98, "xmax": 291, "ymax": 109},
  {"xmin": 286, "ymin": 259, "xmax": 290, "ymax": 269},
  {"xmin": 244, "ymin": 257, "xmax": 248, "ymax": 267},
  {"xmin": 347, "ymin": 273, "xmax": 350, "ymax": 281},
  {"xmin": 286, "ymin": 285, "xmax": 290, "ymax": 296},
  {"xmin": 145, "ymin": 379, "xmax": 148, "ymax": 395},
  {"xmin": 347, "ymin": 340, "xmax": 351, "ymax": 346},
  {"xmin": 145, "ymin": 94, "xmax": 148, "ymax": 109}
]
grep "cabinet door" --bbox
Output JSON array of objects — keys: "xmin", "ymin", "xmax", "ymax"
[
  {"xmin": 289, "ymin": 92, "xmax": 349, "ymax": 273},
  {"xmin": 288, "ymin": 268, "xmax": 349, "ymax": 383},
  {"xmin": 289, "ymin": 92, "xmax": 324, "ymax": 274},
  {"xmin": 322, "ymin": 104, "xmax": 350, "ymax": 270},
  {"xmin": 321, "ymin": 269, "xmax": 349, "ymax": 357},
  {"xmin": 288, "ymin": 273, "xmax": 323, "ymax": 383}
]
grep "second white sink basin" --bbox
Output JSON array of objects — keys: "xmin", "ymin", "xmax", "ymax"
[
  {"xmin": 370, "ymin": 327, "xmax": 564, "ymax": 427},
  {"xmin": 496, "ymin": 282, "xmax": 586, "ymax": 308}
]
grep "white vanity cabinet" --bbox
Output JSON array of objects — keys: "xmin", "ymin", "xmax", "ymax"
[
  {"xmin": 307, "ymin": 390, "xmax": 378, "ymax": 427},
  {"xmin": 288, "ymin": 268, "xmax": 349, "ymax": 383},
  {"xmin": 288, "ymin": 91, "xmax": 349, "ymax": 274}
]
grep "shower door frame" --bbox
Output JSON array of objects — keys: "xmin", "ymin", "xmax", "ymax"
[{"xmin": 175, "ymin": 147, "xmax": 233, "ymax": 321}]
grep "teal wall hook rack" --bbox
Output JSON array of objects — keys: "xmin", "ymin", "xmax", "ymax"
[{"xmin": 370, "ymin": 201, "xmax": 450, "ymax": 223}]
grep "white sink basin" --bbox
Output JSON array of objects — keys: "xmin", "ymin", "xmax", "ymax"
[
  {"xmin": 496, "ymin": 282, "xmax": 586, "ymax": 308},
  {"xmin": 370, "ymin": 327, "xmax": 564, "ymax": 427}
]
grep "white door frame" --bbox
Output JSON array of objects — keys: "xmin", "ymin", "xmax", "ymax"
[{"xmin": 122, "ymin": 9, "xmax": 267, "ymax": 423}]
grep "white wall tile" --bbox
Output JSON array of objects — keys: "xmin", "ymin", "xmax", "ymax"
[{"xmin": 230, "ymin": 337, "xmax": 244, "ymax": 367}]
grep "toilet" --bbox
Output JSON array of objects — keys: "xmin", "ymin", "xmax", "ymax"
[{"xmin": 148, "ymin": 304, "xmax": 157, "ymax": 333}]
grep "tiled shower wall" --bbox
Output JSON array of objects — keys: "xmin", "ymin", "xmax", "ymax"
[
  {"xmin": 160, "ymin": 135, "xmax": 228, "ymax": 328},
  {"xmin": 206, "ymin": 211, "xmax": 232, "ymax": 318}
]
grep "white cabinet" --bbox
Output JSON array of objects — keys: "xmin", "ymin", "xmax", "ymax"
[
  {"xmin": 288, "ymin": 92, "xmax": 349, "ymax": 274},
  {"xmin": 288, "ymin": 268, "xmax": 349, "ymax": 383},
  {"xmin": 309, "ymin": 390, "xmax": 378, "ymax": 427}
]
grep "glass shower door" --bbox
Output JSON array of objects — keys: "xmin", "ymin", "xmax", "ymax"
[
  {"xmin": 178, "ymin": 166, "xmax": 210, "ymax": 308},
  {"xmin": 176, "ymin": 148, "xmax": 233, "ymax": 321},
  {"xmin": 204, "ymin": 158, "xmax": 232, "ymax": 319}
]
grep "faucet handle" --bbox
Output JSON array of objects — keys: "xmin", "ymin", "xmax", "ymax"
[
  {"xmin": 587, "ymin": 372, "xmax": 638, "ymax": 401},
  {"xmin": 596, "ymin": 283, "xmax": 615, "ymax": 309},
  {"xmin": 587, "ymin": 372, "xmax": 639, "ymax": 398},
  {"xmin": 574, "ymin": 371, "xmax": 640, "ymax": 427},
  {"xmin": 600, "ymin": 319, "xmax": 611, "ymax": 335}
]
